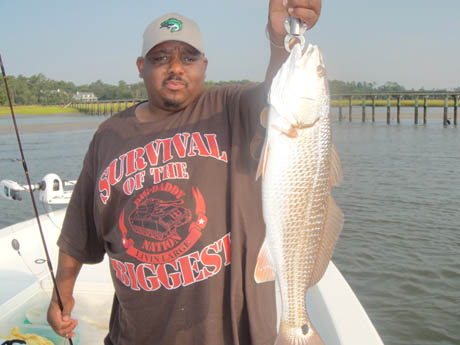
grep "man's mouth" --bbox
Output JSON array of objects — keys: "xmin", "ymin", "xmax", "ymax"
[{"xmin": 164, "ymin": 78, "xmax": 186, "ymax": 91}]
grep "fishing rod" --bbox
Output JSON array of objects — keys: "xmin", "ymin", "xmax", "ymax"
[{"xmin": 0, "ymin": 54, "xmax": 74, "ymax": 345}]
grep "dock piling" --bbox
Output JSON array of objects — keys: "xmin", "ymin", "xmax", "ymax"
[
  {"xmin": 348, "ymin": 96, "xmax": 353, "ymax": 122},
  {"xmin": 454, "ymin": 95, "xmax": 458, "ymax": 126},
  {"xmin": 423, "ymin": 96, "xmax": 428, "ymax": 125},
  {"xmin": 372, "ymin": 96, "xmax": 376, "ymax": 122},
  {"xmin": 386, "ymin": 95, "xmax": 391, "ymax": 124},
  {"xmin": 443, "ymin": 96, "xmax": 449, "ymax": 126}
]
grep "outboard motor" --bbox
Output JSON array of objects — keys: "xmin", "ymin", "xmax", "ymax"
[
  {"xmin": 38, "ymin": 173, "xmax": 64, "ymax": 204},
  {"xmin": 0, "ymin": 180, "xmax": 24, "ymax": 201}
]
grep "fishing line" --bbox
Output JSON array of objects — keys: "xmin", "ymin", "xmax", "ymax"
[{"xmin": 0, "ymin": 54, "xmax": 74, "ymax": 345}]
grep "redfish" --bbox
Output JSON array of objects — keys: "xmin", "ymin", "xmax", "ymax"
[{"xmin": 255, "ymin": 43, "xmax": 344, "ymax": 345}]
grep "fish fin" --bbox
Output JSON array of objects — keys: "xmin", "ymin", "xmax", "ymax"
[
  {"xmin": 254, "ymin": 240, "xmax": 276, "ymax": 283},
  {"xmin": 310, "ymin": 197, "xmax": 344, "ymax": 286},
  {"xmin": 272, "ymin": 123, "xmax": 298, "ymax": 138},
  {"xmin": 329, "ymin": 145, "xmax": 343, "ymax": 187},
  {"xmin": 260, "ymin": 106, "xmax": 269, "ymax": 128},
  {"xmin": 256, "ymin": 138, "xmax": 270, "ymax": 180},
  {"xmin": 276, "ymin": 320, "xmax": 325, "ymax": 345}
]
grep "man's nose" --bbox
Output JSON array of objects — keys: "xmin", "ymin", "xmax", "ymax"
[{"xmin": 168, "ymin": 55, "xmax": 184, "ymax": 74}]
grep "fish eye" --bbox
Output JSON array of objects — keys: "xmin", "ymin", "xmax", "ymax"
[{"xmin": 316, "ymin": 65, "xmax": 325, "ymax": 77}]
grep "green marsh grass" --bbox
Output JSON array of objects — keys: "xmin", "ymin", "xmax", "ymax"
[
  {"xmin": 331, "ymin": 99, "xmax": 457, "ymax": 107},
  {"xmin": 0, "ymin": 105, "xmax": 79, "ymax": 116}
]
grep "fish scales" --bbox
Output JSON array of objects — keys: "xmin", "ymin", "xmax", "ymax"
[{"xmin": 255, "ymin": 44, "xmax": 344, "ymax": 345}]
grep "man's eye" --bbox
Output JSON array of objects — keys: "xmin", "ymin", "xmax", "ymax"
[
  {"xmin": 151, "ymin": 55, "xmax": 169, "ymax": 63},
  {"xmin": 183, "ymin": 56, "xmax": 198, "ymax": 64}
]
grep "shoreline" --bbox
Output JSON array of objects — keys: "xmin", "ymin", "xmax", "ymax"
[
  {"xmin": 0, "ymin": 111, "xmax": 450, "ymax": 135},
  {"xmin": 0, "ymin": 121, "xmax": 104, "ymax": 134},
  {"xmin": 0, "ymin": 113, "xmax": 106, "ymax": 134},
  {"xmin": 0, "ymin": 105, "xmax": 79, "ymax": 116}
]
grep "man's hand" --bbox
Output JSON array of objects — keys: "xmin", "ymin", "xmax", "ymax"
[
  {"xmin": 47, "ymin": 294, "xmax": 78, "ymax": 338},
  {"xmin": 263, "ymin": 0, "xmax": 321, "ymax": 85},
  {"xmin": 46, "ymin": 250, "xmax": 82, "ymax": 339},
  {"xmin": 268, "ymin": 0, "xmax": 322, "ymax": 47}
]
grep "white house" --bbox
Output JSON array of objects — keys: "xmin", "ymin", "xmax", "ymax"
[{"xmin": 73, "ymin": 91, "xmax": 98, "ymax": 102}]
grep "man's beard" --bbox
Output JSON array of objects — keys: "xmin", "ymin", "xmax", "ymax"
[
  {"xmin": 162, "ymin": 75, "xmax": 186, "ymax": 109},
  {"xmin": 163, "ymin": 99, "xmax": 183, "ymax": 109}
]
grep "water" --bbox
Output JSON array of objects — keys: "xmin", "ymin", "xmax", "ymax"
[
  {"xmin": 0, "ymin": 114, "xmax": 459, "ymax": 345},
  {"xmin": 0, "ymin": 114, "xmax": 106, "ymax": 225},
  {"xmin": 331, "ymin": 119, "xmax": 459, "ymax": 345}
]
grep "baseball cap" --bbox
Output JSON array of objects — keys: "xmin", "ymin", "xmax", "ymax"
[{"xmin": 141, "ymin": 12, "xmax": 205, "ymax": 57}]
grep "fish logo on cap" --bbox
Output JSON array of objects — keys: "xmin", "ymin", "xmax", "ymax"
[{"xmin": 160, "ymin": 18, "xmax": 183, "ymax": 33}]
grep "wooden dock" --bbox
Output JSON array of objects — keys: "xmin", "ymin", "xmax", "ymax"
[
  {"xmin": 72, "ymin": 99, "xmax": 142, "ymax": 116},
  {"xmin": 73, "ymin": 91, "xmax": 459, "ymax": 126},
  {"xmin": 332, "ymin": 92, "xmax": 458, "ymax": 126}
]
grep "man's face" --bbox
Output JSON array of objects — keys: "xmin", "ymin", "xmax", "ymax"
[{"xmin": 137, "ymin": 41, "xmax": 208, "ymax": 112}]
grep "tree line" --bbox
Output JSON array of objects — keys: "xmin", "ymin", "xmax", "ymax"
[
  {"xmin": 1, "ymin": 74, "xmax": 458, "ymax": 106},
  {"xmin": 0, "ymin": 74, "xmax": 148, "ymax": 106}
]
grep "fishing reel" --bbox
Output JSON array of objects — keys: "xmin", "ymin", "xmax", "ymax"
[{"xmin": 0, "ymin": 173, "xmax": 75, "ymax": 204}]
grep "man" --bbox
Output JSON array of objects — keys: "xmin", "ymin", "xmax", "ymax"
[{"xmin": 48, "ymin": 1, "xmax": 321, "ymax": 344}]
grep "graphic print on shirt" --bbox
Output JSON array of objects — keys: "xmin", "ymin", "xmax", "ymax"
[
  {"xmin": 99, "ymin": 131, "xmax": 231, "ymax": 291},
  {"xmin": 118, "ymin": 183, "xmax": 207, "ymax": 264},
  {"xmin": 98, "ymin": 132, "xmax": 228, "ymax": 205}
]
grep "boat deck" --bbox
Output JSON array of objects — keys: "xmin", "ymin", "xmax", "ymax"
[{"xmin": 0, "ymin": 209, "xmax": 384, "ymax": 344}]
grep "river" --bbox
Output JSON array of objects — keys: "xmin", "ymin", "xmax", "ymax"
[{"xmin": 0, "ymin": 112, "xmax": 459, "ymax": 345}]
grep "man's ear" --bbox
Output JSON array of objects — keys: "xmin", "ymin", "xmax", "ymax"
[
  {"xmin": 203, "ymin": 57, "xmax": 208, "ymax": 70},
  {"xmin": 136, "ymin": 57, "xmax": 144, "ymax": 78}
]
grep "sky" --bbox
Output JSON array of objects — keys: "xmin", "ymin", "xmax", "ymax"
[{"xmin": 1, "ymin": 0, "xmax": 459, "ymax": 90}]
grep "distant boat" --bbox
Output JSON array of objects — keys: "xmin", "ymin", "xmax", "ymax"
[{"xmin": 0, "ymin": 174, "xmax": 384, "ymax": 345}]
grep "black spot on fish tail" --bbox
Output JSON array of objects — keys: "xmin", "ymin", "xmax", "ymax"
[{"xmin": 301, "ymin": 324, "xmax": 309, "ymax": 335}]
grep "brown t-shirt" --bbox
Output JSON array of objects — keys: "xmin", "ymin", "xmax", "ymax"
[{"xmin": 58, "ymin": 84, "xmax": 277, "ymax": 345}]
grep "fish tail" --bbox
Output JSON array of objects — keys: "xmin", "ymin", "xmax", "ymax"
[{"xmin": 275, "ymin": 321, "xmax": 325, "ymax": 345}]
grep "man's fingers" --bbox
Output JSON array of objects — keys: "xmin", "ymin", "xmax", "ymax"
[
  {"xmin": 284, "ymin": 0, "xmax": 321, "ymax": 30},
  {"xmin": 47, "ymin": 299, "xmax": 78, "ymax": 338},
  {"xmin": 56, "ymin": 320, "xmax": 78, "ymax": 338},
  {"xmin": 53, "ymin": 317, "xmax": 78, "ymax": 338},
  {"xmin": 288, "ymin": 8, "xmax": 320, "ymax": 30},
  {"xmin": 285, "ymin": 0, "xmax": 321, "ymax": 13}
]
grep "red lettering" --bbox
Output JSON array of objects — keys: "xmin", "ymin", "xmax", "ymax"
[
  {"xmin": 136, "ymin": 263, "xmax": 160, "ymax": 291},
  {"xmin": 150, "ymin": 166, "xmax": 161, "ymax": 184},
  {"xmin": 123, "ymin": 177, "xmax": 135, "ymax": 195},
  {"xmin": 135, "ymin": 171, "xmax": 145, "ymax": 190},
  {"xmin": 163, "ymin": 163, "xmax": 175, "ymax": 180},
  {"xmin": 172, "ymin": 133, "xmax": 190, "ymax": 158},
  {"xmin": 204, "ymin": 134, "xmax": 227, "ymax": 162},
  {"xmin": 110, "ymin": 233, "xmax": 231, "ymax": 292},
  {"xmin": 111, "ymin": 258, "xmax": 130, "ymax": 287},
  {"xmin": 175, "ymin": 162, "xmax": 186, "ymax": 179},
  {"xmin": 157, "ymin": 262, "xmax": 182, "ymax": 290},
  {"xmin": 98, "ymin": 169, "xmax": 110, "ymax": 204},
  {"xmin": 200, "ymin": 243, "xmax": 223, "ymax": 279},
  {"xmin": 108, "ymin": 157, "xmax": 125, "ymax": 185},
  {"xmin": 125, "ymin": 148, "xmax": 146, "ymax": 176},
  {"xmin": 144, "ymin": 141, "xmax": 161, "ymax": 166},
  {"xmin": 219, "ymin": 233, "xmax": 231, "ymax": 266},
  {"xmin": 126, "ymin": 262, "xmax": 140, "ymax": 291},
  {"xmin": 188, "ymin": 132, "xmax": 211, "ymax": 157},
  {"xmin": 135, "ymin": 148, "xmax": 148, "ymax": 171},
  {"xmin": 157, "ymin": 138, "xmax": 173, "ymax": 163},
  {"xmin": 177, "ymin": 252, "xmax": 200, "ymax": 286}
]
